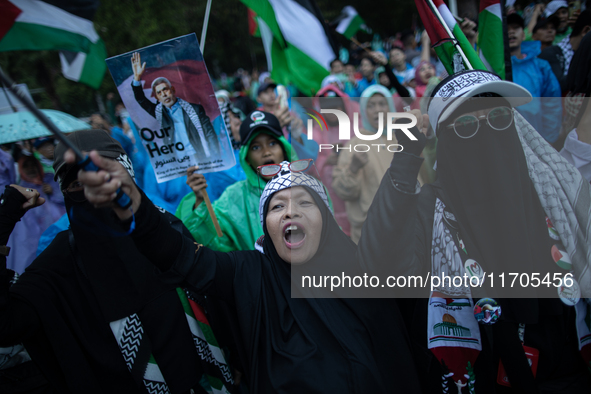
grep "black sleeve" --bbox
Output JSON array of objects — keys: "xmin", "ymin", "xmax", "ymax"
[
  {"xmin": 383, "ymin": 63, "xmax": 411, "ymax": 99},
  {"xmin": 0, "ymin": 295, "xmax": 42, "ymax": 347},
  {"xmin": 130, "ymin": 192, "xmax": 238, "ymax": 303},
  {"xmin": 132, "ymin": 82, "xmax": 157, "ymax": 118},
  {"xmin": 538, "ymin": 47, "xmax": 565, "ymax": 92},
  {"xmin": 0, "ymin": 186, "xmax": 27, "ymax": 308},
  {"xmin": 356, "ymin": 152, "xmax": 429, "ymax": 287},
  {"xmin": 0, "ymin": 186, "xmax": 43, "ymax": 345}
]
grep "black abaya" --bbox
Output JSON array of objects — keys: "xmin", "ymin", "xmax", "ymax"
[{"xmin": 131, "ymin": 186, "xmax": 421, "ymax": 393}]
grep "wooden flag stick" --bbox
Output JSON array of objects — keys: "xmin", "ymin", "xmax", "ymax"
[
  {"xmin": 197, "ymin": 20, "xmax": 222, "ymax": 238},
  {"xmin": 202, "ymin": 189, "xmax": 223, "ymax": 237},
  {"xmin": 350, "ymin": 37, "xmax": 373, "ymax": 55}
]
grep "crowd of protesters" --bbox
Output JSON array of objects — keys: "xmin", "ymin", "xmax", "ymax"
[{"xmin": 0, "ymin": 0, "xmax": 591, "ymax": 393}]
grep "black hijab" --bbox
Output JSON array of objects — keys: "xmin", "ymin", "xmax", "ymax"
[
  {"xmin": 566, "ymin": 32, "xmax": 591, "ymax": 97},
  {"xmin": 9, "ymin": 188, "xmax": 207, "ymax": 393},
  {"xmin": 247, "ymin": 184, "xmax": 420, "ymax": 393},
  {"xmin": 435, "ymin": 97, "xmax": 562, "ymax": 323}
]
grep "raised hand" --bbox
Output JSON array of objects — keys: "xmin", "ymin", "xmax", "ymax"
[
  {"xmin": 349, "ymin": 151, "xmax": 369, "ymax": 174},
  {"xmin": 131, "ymin": 52, "xmax": 146, "ymax": 82},
  {"xmin": 64, "ymin": 150, "xmax": 141, "ymax": 220},
  {"xmin": 371, "ymin": 51, "xmax": 388, "ymax": 66},
  {"xmin": 460, "ymin": 18, "xmax": 477, "ymax": 44},
  {"xmin": 275, "ymin": 106, "xmax": 291, "ymax": 129},
  {"xmin": 395, "ymin": 109, "xmax": 428, "ymax": 156}
]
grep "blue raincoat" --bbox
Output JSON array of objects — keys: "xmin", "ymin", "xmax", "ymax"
[{"xmin": 511, "ymin": 40, "xmax": 562, "ymax": 143}]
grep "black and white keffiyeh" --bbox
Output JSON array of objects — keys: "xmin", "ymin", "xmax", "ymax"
[
  {"xmin": 155, "ymin": 98, "xmax": 211, "ymax": 157},
  {"xmin": 558, "ymin": 36, "xmax": 574, "ymax": 77},
  {"xmin": 258, "ymin": 161, "xmax": 330, "ymax": 227}
]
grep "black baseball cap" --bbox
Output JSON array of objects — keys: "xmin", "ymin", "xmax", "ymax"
[
  {"xmin": 257, "ymin": 81, "xmax": 277, "ymax": 96},
  {"xmin": 53, "ymin": 129, "xmax": 126, "ymax": 181},
  {"xmin": 532, "ymin": 15, "xmax": 559, "ymax": 33},
  {"xmin": 507, "ymin": 13, "xmax": 525, "ymax": 28},
  {"xmin": 239, "ymin": 111, "xmax": 283, "ymax": 147}
]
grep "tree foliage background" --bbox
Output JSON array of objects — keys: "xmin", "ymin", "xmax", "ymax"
[{"xmin": 0, "ymin": 0, "xmax": 469, "ymax": 117}]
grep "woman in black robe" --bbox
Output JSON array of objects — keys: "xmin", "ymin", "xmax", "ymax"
[
  {"xmin": 357, "ymin": 70, "xmax": 591, "ymax": 393},
  {"xmin": 75, "ymin": 154, "xmax": 422, "ymax": 393}
]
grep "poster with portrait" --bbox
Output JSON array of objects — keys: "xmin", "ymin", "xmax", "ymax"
[{"xmin": 106, "ymin": 33, "xmax": 234, "ymax": 182}]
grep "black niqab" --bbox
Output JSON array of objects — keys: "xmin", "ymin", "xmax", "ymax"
[{"xmin": 435, "ymin": 98, "xmax": 562, "ymax": 323}]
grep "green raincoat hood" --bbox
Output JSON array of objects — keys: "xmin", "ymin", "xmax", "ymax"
[
  {"xmin": 176, "ymin": 130, "xmax": 297, "ymax": 253},
  {"xmin": 238, "ymin": 130, "xmax": 298, "ymax": 190}
]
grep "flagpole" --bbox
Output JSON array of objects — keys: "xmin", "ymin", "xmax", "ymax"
[
  {"xmin": 501, "ymin": 0, "xmax": 513, "ymax": 81},
  {"xmin": 0, "ymin": 81, "xmax": 18, "ymax": 113},
  {"xmin": 350, "ymin": 37, "xmax": 373, "ymax": 56},
  {"xmin": 200, "ymin": 0, "xmax": 213, "ymax": 54},
  {"xmin": 426, "ymin": 0, "xmax": 473, "ymax": 70},
  {"xmin": 196, "ymin": 0, "xmax": 223, "ymax": 237},
  {"xmin": 0, "ymin": 67, "xmax": 132, "ymax": 209}
]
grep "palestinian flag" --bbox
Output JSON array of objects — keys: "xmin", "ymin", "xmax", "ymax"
[
  {"xmin": 414, "ymin": 0, "xmax": 487, "ymax": 75},
  {"xmin": 247, "ymin": 8, "xmax": 260, "ymax": 37},
  {"xmin": 177, "ymin": 288, "xmax": 233, "ymax": 394},
  {"xmin": 478, "ymin": 0, "xmax": 507, "ymax": 79},
  {"xmin": 551, "ymin": 244, "xmax": 573, "ymax": 270},
  {"xmin": 240, "ymin": 0, "xmax": 337, "ymax": 95},
  {"xmin": 334, "ymin": 6, "xmax": 372, "ymax": 39},
  {"xmin": 0, "ymin": 0, "xmax": 107, "ymax": 89}
]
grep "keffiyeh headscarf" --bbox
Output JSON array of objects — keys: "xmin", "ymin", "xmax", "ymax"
[
  {"xmin": 429, "ymin": 70, "xmax": 591, "ymax": 298},
  {"xmin": 259, "ymin": 161, "xmax": 330, "ymax": 227}
]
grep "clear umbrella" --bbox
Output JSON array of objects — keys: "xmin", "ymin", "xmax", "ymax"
[{"xmin": 0, "ymin": 109, "xmax": 90, "ymax": 144}]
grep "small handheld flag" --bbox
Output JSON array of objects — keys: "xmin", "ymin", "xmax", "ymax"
[{"xmin": 414, "ymin": 0, "xmax": 487, "ymax": 75}]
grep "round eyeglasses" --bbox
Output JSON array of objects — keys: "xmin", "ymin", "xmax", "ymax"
[
  {"xmin": 257, "ymin": 159, "xmax": 313, "ymax": 177},
  {"xmin": 446, "ymin": 106, "xmax": 514, "ymax": 139}
]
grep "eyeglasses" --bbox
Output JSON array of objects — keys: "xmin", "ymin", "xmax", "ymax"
[
  {"xmin": 257, "ymin": 159, "xmax": 313, "ymax": 177},
  {"xmin": 446, "ymin": 106, "xmax": 514, "ymax": 139}
]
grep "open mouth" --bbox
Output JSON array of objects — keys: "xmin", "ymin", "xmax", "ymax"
[{"xmin": 284, "ymin": 222, "xmax": 306, "ymax": 249}]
